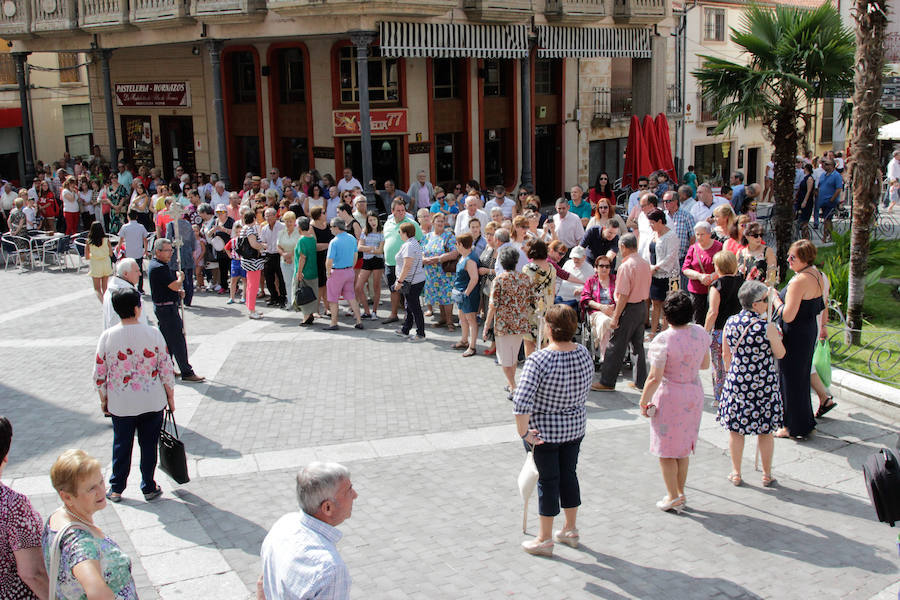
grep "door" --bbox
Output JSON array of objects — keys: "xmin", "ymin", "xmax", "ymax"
[
  {"xmin": 121, "ymin": 115, "xmax": 154, "ymax": 170},
  {"xmin": 343, "ymin": 137, "xmax": 400, "ymax": 190},
  {"xmin": 159, "ymin": 116, "xmax": 196, "ymax": 181},
  {"xmin": 747, "ymin": 147, "xmax": 759, "ymax": 185},
  {"xmin": 534, "ymin": 125, "xmax": 559, "ymax": 206}
]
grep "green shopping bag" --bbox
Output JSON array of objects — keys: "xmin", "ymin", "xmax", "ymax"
[{"xmin": 813, "ymin": 339, "xmax": 832, "ymax": 388}]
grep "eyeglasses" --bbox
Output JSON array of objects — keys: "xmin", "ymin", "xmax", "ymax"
[
  {"xmin": 754, "ymin": 296, "xmax": 769, "ymax": 304},
  {"xmin": 596, "ymin": 264, "xmax": 611, "ymax": 269},
  {"xmin": 664, "ymin": 198, "xmax": 677, "ymax": 204}
]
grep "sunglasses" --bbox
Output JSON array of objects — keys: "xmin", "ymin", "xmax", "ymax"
[
  {"xmin": 746, "ymin": 233, "xmax": 761, "ymax": 239},
  {"xmin": 436, "ymin": 195, "xmax": 445, "ymax": 201},
  {"xmin": 599, "ymin": 177, "xmax": 608, "ymax": 181},
  {"xmin": 638, "ymin": 184, "xmax": 648, "ymax": 189},
  {"xmin": 596, "ymin": 264, "xmax": 611, "ymax": 269}
]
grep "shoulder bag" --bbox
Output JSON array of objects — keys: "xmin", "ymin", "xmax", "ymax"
[
  {"xmin": 237, "ymin": 232, "xmax": 260, "ymax": 260},
  {"xmin": 441, "ymin": 234, "xmax": 458, "ymax": 274},
  {"xmin": 295, "ymin": 282, "xmax": 316, "ymax": 306},
  {"xmin": 159, "ymin": 409, "xmax": 190, "ymax": 484},
  {"xmin": 48, "ymin": 520, "xmax": 92, "ymax": 600}
]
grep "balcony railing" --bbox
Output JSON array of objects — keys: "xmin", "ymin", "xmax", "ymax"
[
  {"xmin": 191, "ymin": 0, "xmax": 266, "ymax": 22},
  {"xmin": 79, "ymin": 0, "xmax": 130, "ymax": 31},
  {"xmin": 613, "ymin": 0, "xmax": 665, "ymax": 24},
  {"xmin": 268, "ymin": 0, "xmax": 455, "ymax": 17},
  {"xmin": 463, "ymin": 0, "xmax": 534, "ymax": 22},
  {"xmin": 130, "ymin": 0, "xmax": 192, "ymax": 26},
  {"xmin": 31, "ymin": 0, "xmax": 78, "ymax": 35},
  {"xmin": 0, "ymin": 1, "xmax": 31, "ymax": 39},
  {"xmin": 545, "ymin": 0, "xmax": 606, "ymax": 22},
  {"xmin": 666, "ymin": 84, "xmax": 682, "ymax": 116},
  {"xmin": 592, "ymin": 86, "xmax": 633, "ymax": 128}
]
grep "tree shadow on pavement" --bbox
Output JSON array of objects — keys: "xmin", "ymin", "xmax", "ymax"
[
  {"xmin": 556, "ymin": 545, "xmax": 763, "ymax": 600},
  {"xmin": 685, "ymin": 509, "xmax": 896, "ymax": 573},
  {"xmin": 174, "ymin": 489, "xmax": 269, "ymax": 557},
  {"xmin": 179, "ymin": 428, "xmax": 242, "ymax": 458},
  {"xmin": 756, "ymin": 480, "xmax": 878, "ymax": 521}
]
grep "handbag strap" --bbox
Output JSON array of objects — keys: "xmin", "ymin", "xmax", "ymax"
[
  {"xmin": 162, "ymin": 408, "xmax": 178, "ymax": 438},
  {"xmin": 734, "ymin": 316, "xmax": 763, "ymax": 352},
  {"xmin": 48, "ymin": 519, "xmax": 92, "ymax": 600}
]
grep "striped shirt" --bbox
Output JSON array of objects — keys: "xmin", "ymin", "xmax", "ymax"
[
  {"xmin": 666, "ymin": 207, "xmax": 696, "ymax": 259},
  {"xmin": 261, "ymin": 512, "xmax": 351, "ymax": 600},
  {"xmin": 513, "ymin": 346, "xmax": 592, "ymax": 443}
]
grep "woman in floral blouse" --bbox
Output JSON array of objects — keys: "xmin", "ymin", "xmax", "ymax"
[
  {"xmin": 43, "ymin": 450, "xmax": 137, "ymax": 599},
  {"xmin": 522, "ymin": 239, "xmax": 556, "ymax": 356},
  {"xmin": 484, "ymin": 246, "xmax": 536, "ymax": 399}
]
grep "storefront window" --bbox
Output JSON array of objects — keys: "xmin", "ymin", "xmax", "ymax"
[
  {"xmin": 231, "ymin": 52, "xmax": 257, "ymax": 105},
  {"xmin": 121, "ymin": 115, "xmax": 153, "ymax": 169},
  {"xmin": 535, "ymin": 59, "xmax": 558, "ymax": 96},
  {"xmin": 433, "ymin": 58, "xmax": 459, "ymax": 99},
  {"xmin": 694, "ymin": 142, "xmax": 731, "ymax": 187},
  {"xmin": 484, "ymin": 128, "xmax": 506, "ymax": 187},
  {"xmin": 63, "ymin": 104, "xmax": 93, "ymax": 158},
  {"xmin": 339, "ymin": 46, "xmax": 399, "ymax": 104},
  {"xmin": 483, "ymin": 60, "xmax": 506, "ymax": 97},
  {"xmin": 435, "ymin": 132, "xmax": 459, "ymax": 187},
  {"xmin": 281, "ymin": 137, "xmax": 309, "ymax": 177},
  {"xmin": 277, "ymin": 48, "xmax": 305, "ymax": 104}
]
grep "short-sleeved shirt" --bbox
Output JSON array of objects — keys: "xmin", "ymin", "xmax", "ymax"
[
  {"xmin": 326, "ymin": 232, "xmax": 358, "ymax": 269},
  {"xmin": 395, "ymin": 239, "xmax": 426, "ymax": 283},
  {"xmin": 148, "ymin": 258, "xmax": 179, "ymax": 304},
  {"xmin": 383, "ymin": 216, "xmax": 423, "ymax": 267},
  {"xmin": 42, "ymin": 520, "xmax": 137, "ymax": 600},
  {"xmin": 490, "ymin": 271, "xmax": 534, "ymax": 336},
  {"xmin": 1, "ymin": 484, "xmax": 43, "ymax": 599},
  {"xmin": 568, "ymin": 199, "xmax": 592, "ymax": 221},
  {"xmin": 118, "ymin": 221, "xmax": 148, "ymax": 259},
  {"xmin": 682, "ymin": 241, "xmax": 723, "ymax": 295},
  {"xmin": 614, "ymin": 254, "xmax": 651, "ymax": 303},
  {"xmin": 817, "ymin": 171, "xmax": 843, "ymax": 206},
  {"xmin": 294, "ymin": 235, "xmax": 318, "ymax": 280}
]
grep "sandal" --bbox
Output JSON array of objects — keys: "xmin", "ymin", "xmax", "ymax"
[
  {"xmin": 815, "ymin": 397, "xmax": 837, "ymax": 418},
  {"xmin": 106, "ymin": 490, "xmax": 122, "ymax": 503},
  {"xmin": 761, "ymin": 474, "xmax": 777, "ymax": 487},
  {"xmin": 462, "ymin": 348, "xmax": 477, "ymax": 357},
  {"xmin": 773, "ymin": 428, "xmax": 791, "ymax": 439},
  {"xmin": 728, "ymin": 473, "xmax": 742, "ymax": 486},
  {"xmin": 484, "ymin": 347, "xmax": 497, "ymax": 356},
  {"xmin": 446, "ymin": 323, "xmax": 456, "ymax": 332},
  {"xmin": 451, "ymin": 341, "xmax": 468, "ymax": 349}
]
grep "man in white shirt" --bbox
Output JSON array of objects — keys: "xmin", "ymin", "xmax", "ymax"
[
  {"xmin": 492, "ymin": 228, "xmax": 527, "ymax": 276},
  {"xmin": 267, "ymin": 167, "xmax": 284, "ymax": 193},
  {"xmin": 0, "ymin": 181, "xmax": 16, "ymax": 216},
  {"xmin": 260, "ymin": 462, "xmax": 357, "ymax": 600},
  {"xmin": 552, "ymin": 197, "xmax": 585, "ymax": 250},
  {"xmin": 454, "ymin": 196, "xmax": 488, "ymax": 236},
  {"xmin": 103, "ymin": 259, "xmax": 151, "ymax": 328},
  {"xmin": 484, "ymin": 185, "xmax": 516, "ymax": 220},
  {"xmin": 337, "ymin": 168, "xmax": 362, "ymax": 194},
  {"xmin": 209, "ymin": 181, "xmax": 228, "ymax": 210},
  {"xmin": 627, "ymin": 177, "xmax": 650, "ymax": 214},
  {"xmin": 260, "ymin": 207, "xmax": 287, "ymax": 307},
  {"xmin": 690, "ymin": 183, "xmax": 727, "ymax": 223},
  {"xmin": 118, "ymin": 211, "xmax": 150, "ymax": 293},
  {"xmin": 626, "ymin": 193, "xmax": 658, "ymax": 256},
  {"xmin": 812, "ymin": 157, "xmax": 826, "ymax": 189},
  {"xmin": 886, "ymin": 149, "xmax": 900, "ymax": 210}
]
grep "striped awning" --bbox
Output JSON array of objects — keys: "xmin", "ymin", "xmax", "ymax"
[
  {"xmin": 379, "ymin": 22, "xmax": 529, "ymax": 59},
  {"xmin": 536, "ymin": 25, "xmax": 651, "ymax": 58}
]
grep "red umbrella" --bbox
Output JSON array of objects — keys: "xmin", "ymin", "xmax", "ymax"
[
  {"xmin": 655, "ymin": 113, "xmax": 677, "ymax": 183},
  {"xmin": 621, "ymin": 115, "xmax": 652, "ymax": 190},
  {"xmin": 643, "ymin": 115, "xmax": 665, "ymax": 176}
]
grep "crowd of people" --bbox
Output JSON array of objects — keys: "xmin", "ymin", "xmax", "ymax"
[{"xmin": 0, "ymin": 151, "xmax": 846, "ymax": 597}]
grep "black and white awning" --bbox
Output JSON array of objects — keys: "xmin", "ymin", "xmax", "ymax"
[
  {"xmin": 379, "ymin": 21, "xmax": 529, "ymax": 59},
  {"xmin": 536, "ymin": 25, "xmax": 652, "ymax": 58}
]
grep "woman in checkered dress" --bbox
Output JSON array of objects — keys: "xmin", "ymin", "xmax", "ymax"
[{"xmin": 513, "ymin": 304, "xmax": 594, "ymax": 557}]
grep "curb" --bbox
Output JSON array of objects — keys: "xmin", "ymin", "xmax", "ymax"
[{"xmin": 830, "ymin": 368, "xmax": 900, "ymax": 412}]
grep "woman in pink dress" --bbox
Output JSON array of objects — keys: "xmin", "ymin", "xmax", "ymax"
[{"xmin": 639, "ymin": 290, "xmax": 711, "ymax": 514}]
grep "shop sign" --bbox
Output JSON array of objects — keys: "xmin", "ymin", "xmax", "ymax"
[
  {"xmin": 115, "ymin": 82, "xmax": 191, "ymax": 107},
  {"xmin": 333, "ymin": 109, "xmax": 407, "ymax": 136}
]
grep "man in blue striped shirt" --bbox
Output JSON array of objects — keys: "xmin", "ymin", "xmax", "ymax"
[{"xmin": 260, "ymin": 462, "xmax": 358, "ymax": 600}]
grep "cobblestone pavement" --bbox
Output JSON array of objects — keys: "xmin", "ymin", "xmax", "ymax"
[{"xmin": 1, "ymin": 265, "xmax": 898, "ymax": 599}]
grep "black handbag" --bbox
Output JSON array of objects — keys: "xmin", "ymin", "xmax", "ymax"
[
  {"xmin": 237, "ymin": 235, "xmax": 260, "ymax": 260},
  {"xmin": 158, "ymin": 409, "xmax": 190, "ymax": 484},
  {"xmin": 295, "ymin": 283, "xmax": 316, "ymax": 306}
]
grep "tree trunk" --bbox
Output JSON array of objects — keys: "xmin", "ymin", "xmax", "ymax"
[
  {"xmin": 772, "ymin": 94, "xmax": 799, "ymax": 283},
  {"xmin": 846, "ymin": 0, "xmax": 887, "ymax": 344}
]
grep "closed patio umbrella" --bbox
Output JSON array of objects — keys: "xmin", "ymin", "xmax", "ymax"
[
  {"xmin": 621, "ymin": 115, "xmax": 652, "ymax": 190},
  {"xmin": 655, "ymin": 113, "xmax": 677, "ymax": 183},
  {"xmin": 643, "ymin": 115, "xmax": 664, "ymax": 175}
]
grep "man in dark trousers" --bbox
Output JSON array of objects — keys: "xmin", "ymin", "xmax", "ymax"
[
  {"xmin": 148, "ymin": 238, "xmax": 204, "ymax": 383},
  {"xmin": 592, "ymin": 233, "xmax": 651, "ymax": 392}
]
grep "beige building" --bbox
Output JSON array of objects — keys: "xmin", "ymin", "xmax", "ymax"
[
  {"xmin": 0, "ymin": 45, "xmax": 90, "ymax": 184},
  {"xmin": 2, "ymin": 0, "xmax": 675, "ymax": 200}
]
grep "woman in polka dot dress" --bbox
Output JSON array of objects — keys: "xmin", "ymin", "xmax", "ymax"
[{"xmin": 717, "ymin": 280, "xmax": 786, "ymax": 488}]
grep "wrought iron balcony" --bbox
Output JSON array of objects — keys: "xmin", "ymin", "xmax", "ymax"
[
  {"xmin": 79, "ymin": 0, "xmax": 131, "ymax": 31},
  {"xmin": 545, "ymin": 0, "xmax": 606, "ymax": 23},
  {"xmin": 463, "ymin": 0, "xmax": 533, "ymax": 22},
  {"xmin": 191, "ymin": 0, "xmax": 265, "ymax": 23},
  {"xmin": 592, "ymin": 86, "xmax": 633, "ymax": 128},
  {"xmin": 267, "ymin": 0, "xmax": 455, "ymax": 18},
  {"xmin": 0, "ymin": 1, "xmax": 31, "ymax": 39},
  {"xmin": 31, "ymin": 0, "xmax": 79, "ymax": 35},
  {"xmin": 130, "ymin": 0, "xmax": 193, "ymax": 27},
  {"xmin": 612, "ymin": 0, "xmax": 665, "ymax": 24}
]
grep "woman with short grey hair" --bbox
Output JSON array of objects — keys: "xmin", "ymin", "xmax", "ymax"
[
  {"xmin": 682, "ymin": 220, "xmax": 723, "ymax": 323},
  {"xmin": 716, "ymin": 279, "xmax": 785, "ymax": 488}
]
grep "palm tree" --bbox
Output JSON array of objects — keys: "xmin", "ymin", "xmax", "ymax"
[
  {"xmin": 692, "ymin": 4, "xmax": 854, "ymax": 280},
  {"xmin": 845, "ymin": 0, "xmax": 888, "ymax": 343}
]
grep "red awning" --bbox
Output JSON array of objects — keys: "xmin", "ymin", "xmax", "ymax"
[{"xmin": 0, "ymin": 107, "xmax": 22, "ymax": 129}]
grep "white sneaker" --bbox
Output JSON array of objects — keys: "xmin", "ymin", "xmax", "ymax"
[
  {"xmin": 214, "ymin": 284, "xmax": 223, "ymax": 292},
  {"xmin": 248, "ymin": 311, "xmax": 263, "ymax": 320}
]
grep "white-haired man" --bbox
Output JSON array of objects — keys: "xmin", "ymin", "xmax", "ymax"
[
  {"xmin": 259, "ymin": 462, "xmax": 358, "ymax": 600},
  {"xmin": 103, "ymin": 258, "xmax": 150, "ymax": 328}
]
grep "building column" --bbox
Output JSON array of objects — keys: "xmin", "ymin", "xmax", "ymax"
[
  {"xmin": 648, "ymin": 34, "xmax": 668, "ymax": 117},
  {"xmin": 12, "ymin": 52, "xmax": 34, "ymax": 184},
  {"xmin": 99, "ymin": 50, "xmax": 119, "ymax": 167},
  {"xmin": 350, "ymin": 30, "xmax": 378, "ymax": 202},
  {"xmin": 519, "ymin": 51, "xmax": 533, "ymax": 190},
  {"xmin": 206, "ymin": 40, "xmax": 230, "ymax": 189}
]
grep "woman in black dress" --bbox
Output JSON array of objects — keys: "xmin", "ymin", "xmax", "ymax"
[
  {"xmin": 773, "ymin": 240, "xmax": 824, "ymax": 438},
  {"xmin": 309, "ymin": 206, "xmax": 333, "ymax": 316}
]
